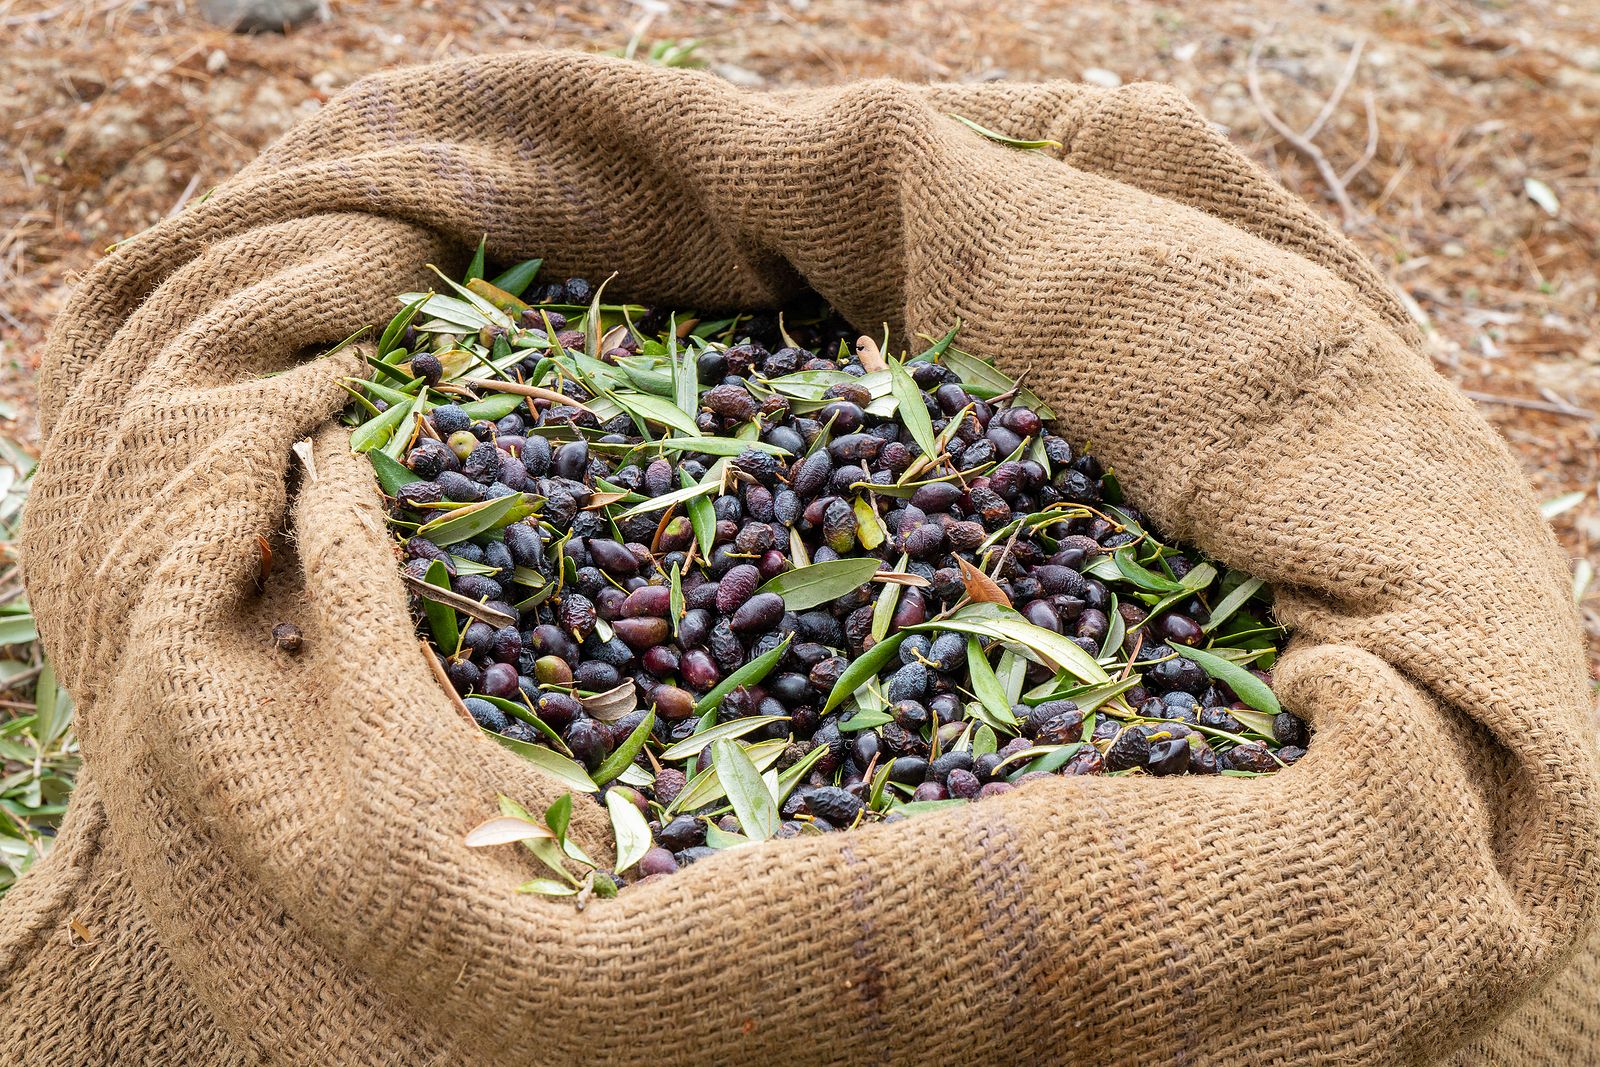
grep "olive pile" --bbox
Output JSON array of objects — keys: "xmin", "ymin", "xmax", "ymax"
[{"xmin": 351, "ymin": 254, "xmax": 1307, "ymax": 893}]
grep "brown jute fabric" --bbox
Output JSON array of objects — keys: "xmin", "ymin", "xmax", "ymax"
[{"xmin": 2, "ymin": 50, "xmax": 1596, "ymax": 1065}]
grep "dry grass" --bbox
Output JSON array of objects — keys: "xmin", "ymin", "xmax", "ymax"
[{"xmin": 2, "ymin": 0, "xmax": 1596, "ymax": 672}]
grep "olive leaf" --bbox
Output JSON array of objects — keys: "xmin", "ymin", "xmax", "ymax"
[
  {"xmin": 822, "ymin": 632, "xmax": 908, "ymax": 714},
  {"xmin": 1100, "ymin": 591, "xmax": 1125, "ymax": 659},
  {"xmin": 705, "ymin": 822, "xmax": 751, "ymax": 850},
  {"xmin": 909, "ymin": 323, "xmax": 960, "ymax": 362},
  {"xmin": 887, "ymin": 358, "xmax": 939, "ymax": 459},
  {"xmin": 613, "ymin": 478, "xmax": 719, "ymax": 520},
  {"xmin": 756, "ymin": 557, "xmax": 883, "ymax": 611},
  {"xmin": 484, "ymin": 728, "xmax": 599, "ymax": 792},
  {"xmin": 1025, "ymin": 675, "xmax": 1141, "ymax": 716},
  {"xmin": 464, "ymin": 815, "xmax": 556, "ymax": 847},
  {"xmin": 489, "ymin": 257, "xmax": 543, "ymax": 298},
  {"xmin": 692, "ymin": 635, "xmax": 793, "ymax": 718},
  {"xmin": 593, "ymin": 710, "xmax": 655, "ymax": 785},
  {"xmin": 378, "ymin": 292, "xmax": 431, "ymax": 359},
  {"xmin": 668, "ymin": 738, "xmax": 787, "ymax": 814},
  {"xmin": 668, "ymin": 563, "xmax": 684, "ymax": 637},
  {"xmin": 1110, "ymin": 548, "xmax": 1184, "ymax": 593},
  {"xmin": 379, "ymin": 392, "xmax": 428, "ymax": 462},
  {"xmin": 714, "ymin": 739, "xmax": 779, "ymax": 842},
  {"xmin": 1174, "ymin": 644, "xmax": 1282, "ymax": 716},
  {"xmin": 838, "ymin": 707, "xmax": 893, "ymax": 732},
  {"xmin": 790, "ymin": 524, "xmax": 812, "ymax": 566},
  {"xmin": 1178, "ymin": 561, "xmax": 1219, "ymax": 592},
  {"xmin": 370, "ymin": 449, "xmax": 420, "ymax": 496},
  {"xmin": 868, "ymin": 759, "xmax": 895, "ymax": 811},
  {"xmin": 425, "ymin": 266, "xmax": 515, "ymax": 330},
  {"xmin": 955, "ymin": 556, "xmax": 1011, "ymax": 605},
  {"xmin": 773, "ymin": 744, "xmax": 828, "ymax": 805},
  {"xmin": 614, "ymin": 391, "xmax": 699, "ymax": 436},
  {"xmin": 403, "ymin": 572, "xmax": 516, "ymax": 629},
  {"xmin": 965, "ymin": 636, "xmax": 1019, "ymax": 726},
  {"xmin": 853, "ymin": 497, "xmax": 886, "ymax": 550},
  {"xmin": 464, "ymin": 234, "xmax": 488, "ymax": 282},
  {"xmin": 397, "ymin": 292, "xmax": 497, "ymax": 332},
  {"xmin": 518, "ymin": 878, "xmax": 579, "ymax": 897},
  {"xmin": 670, "ymin": 315, "xmax": 698, "ymax": 420},
  {"xmin": 1203, "ymin": 576, "xmax": 1266, "ymax": 634},
  {"xmin": 417, "ymin": 494, "xmax": 529, "ymax": 546},
  {"xmin": 1003, "ymin": 743, "xmax": 1085, "ymax": 779},
  {"xmin": 617, "ymin": 358, "xmax": 674, "ymax": 397},
  {"xmin": 545, "ymin": 794, "xmax": 573, "ymax": 844},
  {"xmin": 419, "ymin": 560, "xmax": 459, "ymax": 651},
  {"xmin": 913, "ymin": 610, "xmax": 1109, "ymax": 684},
  {"xmin": 349, "ymin": 394, "xmax": 417, "ymax": 454},
  {"xmin": 939, "ymin": 347, "xmax": 1054, "ymax": 417},
  {"xmin": 893, "ymin": 798, "xmax": 968, "ymax": 817},
  {"xmin": 579, "ymin": 682, "xmax": 637, "ymax": 724},
  {"xmin": 466, "ymin": 278, "xmax": 531, "ymax": 316},
  {"xmin": 685, "ymin": 480, "xmax": 715, "ymax": 560},
  {"xmin": 658, "ymin": 715, "xmax": 787, "ymax": 761},
  {"xmin": 948, "ymin": 112, "xmax": 1062, "ymax": 150},
  {"xmin": 458, "ymin": 392, "xmax": 527, "ymax": 421},
  {"xmin": 996, "ymin": 649, "xmax": 1027, "ymax": 705},
  {"xmin": 1227, "ymin": 707, "xmax": 1279, "ymax": 739},
  {"xmin": 604, "ymin": 790, "xmax": 652, "ymax": 873},
  {"xmin": 651, "ymin": 437, "xmax": 790, "ymax": 457},
  {"xmin": 870, "ymin": 554, "xmax": 908, "ymax": 643}
]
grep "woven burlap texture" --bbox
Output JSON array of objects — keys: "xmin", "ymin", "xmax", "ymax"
[{"xmin": 1, "ymin": 50, "xmax": 1595, "ymax": 1066}]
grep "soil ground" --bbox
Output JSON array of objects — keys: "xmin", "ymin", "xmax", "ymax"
[{"xmin": 2, "ymin": 0, "xmax": 1597, "ymax": 672}]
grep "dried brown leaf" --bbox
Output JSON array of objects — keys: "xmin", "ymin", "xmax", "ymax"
[{"xmin": 956, "ymin": 555, "xmax": 1012, "ymax": 606}]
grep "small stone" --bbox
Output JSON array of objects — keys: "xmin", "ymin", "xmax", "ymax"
[{"xmin": 200, "ymin": 0, "xmax": 322, "ymax": 34}]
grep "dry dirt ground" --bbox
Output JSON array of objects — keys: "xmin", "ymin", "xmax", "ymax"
[{"xmin": 2, "ymin": 0, "xmax": 1597, "ymax": 671}]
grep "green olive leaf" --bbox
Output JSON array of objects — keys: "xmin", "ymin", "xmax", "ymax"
[
  {"xmin": 1174, "ymin": 644, "xmax": 1282, "ymax": 716},
  {"xmin": 823, "ymin": 632, "xmax": 909, "ymax": 714},
  {"xmin": 483, "ymin": 728, "xmax": 599, "ymax": 792},
  {"xmin": 965, "ymin": 636, "xmax": 1019, "ymax": 726},
  {"xmin": 592, "ymin": 709, "xmax": 654, "ymax": 786},
  {"xmin": 887, "ymin": 357, "xmax": 940, "ymax": 458},
  {"xmin": 417, "ymin": 494, "xmax": 529, "ymax": 546},
  {"xmin": 369, "ymin": 449, "xmax": 420, "ymax": 496},
  {"xmin": 650, "ymin": 436, "xmax": 790, "ymax": 457},
  {"xmin": 604, "ymin": 790, "xmax": 652, "ymax": 873},
  {"xmin": 464, "ymin": 234, "xmax": 488, "ymax": 283},
  {"xmin": 893, "ymin": 798, "xmax": 968, "ymax": 817},
  {"xmin": 659, "ymin": 715, "xmax": 788, "ymax": 762},
  {"xmin": 1203, "ymin": 575, "xmax": 1266, "ymax": 634},
  {"xmin": 756, "ymin": 557, "xmax": 883, "ymax": 611},
  {"xmin": 489, "ymin": 257, "xmax": 542, "ymax": 298},
  {"xmin": 669, "ymin": 563, "xmax": 684, "ymax": 638},
  {"xmin": 378, "ymin": 292, "xmax": 431, "ymax": 359},
  {"xmin": 544, "ymin": 794, "xmax": 573, "ymax": 844},
  {"xmin": 714, "ymin": 739, "xmax": 779, "ymax": 842},
  {"xmin": 838, "ymin": 708, "xmax": 893, "ymax": 732},
  {"xmin": 948, "ymin": 112, "xmax": 1063, "ymax": 150},
  {"xmin": 1110, "ymin": 548, "xmax": 1185, "ymax": 593},
  {"xmin": 668, "ymin": 738, "xmax": 787, "ymax": 814},
  {"xmin": 613, "ymin": 478, "xmax": 720, "ymax": 519},
  {"xmin": 420, "ymin": 560, "xmax": 459, "ymax": 653},
  {"xmin": 613, "ymin": 390, "xmax": 700, "ymax": 436},
  {"xmin": 692, "ymin": 635, "xmax": 793, "ymax": 718},
  {"xmin": 671, "ymin": 315, "xmax": 699, "ymax": 420},
  {"xmin": 349, "ymin": 393, "xmax": 417, "ymax": 454},
  {"xmin": 457, "ymin": 392, "xmax": 527, "ymax": 421}
]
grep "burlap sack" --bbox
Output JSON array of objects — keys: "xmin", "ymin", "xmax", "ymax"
[{"xmin": 2, "ymin": 50, "xmax": 1595, "ymax": 1065}]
